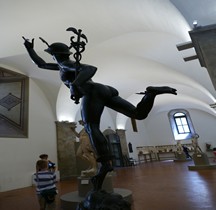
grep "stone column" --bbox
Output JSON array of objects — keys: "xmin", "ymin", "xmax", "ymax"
[
  {"xmin": 55, "ymin": 121, "xmax": 77, "ymax": 179},
  {"xmin": 116, "ymin": 129, "xmax": 129, "ymax": 157}
]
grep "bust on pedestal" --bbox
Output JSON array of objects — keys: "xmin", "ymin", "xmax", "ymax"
[
  {"xmin": 191, "ymin": 134, "xmax": 209, "ymax": 166},
  {"xmin": 188, "ymin": 134, "xmax": 213, "ymax": 170}
]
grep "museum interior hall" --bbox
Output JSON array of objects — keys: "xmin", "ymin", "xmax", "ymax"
[{"xmin": 1, "ymin": 1, "xmax": 216, "ymax": 210}]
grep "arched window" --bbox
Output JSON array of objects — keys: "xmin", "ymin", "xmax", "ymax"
[
  {"xmin": 168, "ymin": 109, "xmax": 195, "ymax": 140},
  {"xmin": 174, "ymin": 112, "xmax": 190, "ymax": 134}
]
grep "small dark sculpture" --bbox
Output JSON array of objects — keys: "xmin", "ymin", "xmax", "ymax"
[
  {"xmin": 128, "ymin": 142, "xmax": 133, "ymax": 153},
  {"xmin": 23, "ymin": 27, "xmax": 177, "ymax": 192},
  {"xmin": 182, "ymin": 145, "xmax": 192, "ymax": 159},
  {"xmin": 76, "ymin": 190, "xmax": 131, "ymax": 210}
]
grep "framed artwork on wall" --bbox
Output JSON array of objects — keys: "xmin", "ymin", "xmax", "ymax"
[{"xmin": 0, "ymin": 67, "xmax": 29, "ymax": 138}]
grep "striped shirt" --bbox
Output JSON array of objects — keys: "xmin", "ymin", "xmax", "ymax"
[{"xmin": 34, "ymin": 170, "xmax": 57, "ymax": 195}]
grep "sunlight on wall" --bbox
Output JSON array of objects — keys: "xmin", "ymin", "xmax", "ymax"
[
  {"xmin": 116, "ymin": 117, "xmax": 127, "ymax": 129},
  {"xmin": 56, "ymin": 84, "xmax": 80, "ymax": 122},
  {"xmin": 58, "ymin": 115, "xmax": 75, "ymax": 122}
]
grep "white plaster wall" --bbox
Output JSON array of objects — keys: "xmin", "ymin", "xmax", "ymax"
[
  {"xmin": 0, "ymin": 79, "xmax": 57, "ymax": 192},
  {"xmin": 189, "ymin": 109, "xmax": 216, "ymax": 149},
  {"xmin": 145, "ymin": 112, "xmax": 176, "ymax": 146},
  {"xmin": 124, "ymin": 119, "xmax": 151, "ymax": 160}
]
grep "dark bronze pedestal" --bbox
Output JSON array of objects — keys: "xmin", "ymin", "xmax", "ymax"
[{"xmin": 60, "ymin": 174, "xmax": 132, "ymax": 210}]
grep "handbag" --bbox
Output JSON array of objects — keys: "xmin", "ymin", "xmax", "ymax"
[{"xmin": 41, "ymin": 188, "xmax": 57, "ymax": 203}]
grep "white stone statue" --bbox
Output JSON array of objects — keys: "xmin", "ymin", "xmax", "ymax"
[
  {"xmin": 71, "ymin": 120, "xmax": 98, "ymax": 177},
  {"xmin": 191, "ymin": 134, "xmax": 202, "ymax": 154},
  {"xmin": 176, "ymin": 141, "xmax": 183, "ymax": 153}
]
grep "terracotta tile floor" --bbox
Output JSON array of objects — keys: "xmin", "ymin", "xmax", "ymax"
[{"xmin": 1, "ymin": 160, "xmax": 216, "ymax": 210}]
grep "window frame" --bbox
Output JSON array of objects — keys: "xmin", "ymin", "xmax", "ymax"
[
  {"xmin": 168, "ymin": 109, "xmax": 195, "ymax": 141},
  {"xmin": 174, "ymin": 112, "xmax": 191, "ymax": 134}
]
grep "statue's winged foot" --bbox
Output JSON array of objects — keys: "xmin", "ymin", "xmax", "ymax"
[{"xmin": 137, "ymin": 86, "xmax": 177, "ymax": 95}]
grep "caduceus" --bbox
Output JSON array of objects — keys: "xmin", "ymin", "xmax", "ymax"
[
  {"xmin": 66, "ymin": 27, "xmax": 88, "ymax": 64},
  {"xmin": 38, "ymin": 27, "xmax": 88, "ymax": 104},
  {"xmin": 66, "ymin": 27, "xmax": 88, "ymax": 104}
]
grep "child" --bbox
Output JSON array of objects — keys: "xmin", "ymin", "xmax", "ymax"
[
  {"xmin": 34, "ymin": 159, "xmax": 57, "ymax": 210},
  {"xmin": 39, "ymin": 154, "xmax": 56, "ymax": 172}
]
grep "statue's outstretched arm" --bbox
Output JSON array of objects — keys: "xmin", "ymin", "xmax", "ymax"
[{"xmin": 22, "ymin": 37, "xmax": 59, "ymax": 71}]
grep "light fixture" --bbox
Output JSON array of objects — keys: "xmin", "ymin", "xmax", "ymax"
[{"xmin": 193, "ymin": 20, "xmax": 198, "ymax": 28}]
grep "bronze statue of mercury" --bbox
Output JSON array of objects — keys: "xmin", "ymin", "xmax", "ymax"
[{"xmin": 23, "ymin": 27, "xmax": 177, "ymax": 191}]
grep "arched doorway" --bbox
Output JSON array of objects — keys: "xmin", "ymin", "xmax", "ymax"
[{"xmin": 103, "ymin": 128, "xmax": 124, "ymax": 167}]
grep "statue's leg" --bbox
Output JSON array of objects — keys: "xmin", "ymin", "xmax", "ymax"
[
  {"xmin": 144, "ymin": 86, "xmax": 177, "ymax": 95},
  {"xmin": 76, "ymin": 146, "xmax": 83, "ymax": 159},
  {"xmin": 84, "ymin": 123, "xmax": 113, "ymax": 191},
  {"xmin": 136, "ymin": 86, "xmax": 177, "ymax": 118},
  {"xmin": 83, "ymin": 153, "xmax": 97, "ymax": 174},
  {"xmin": 89, "ymin": 154, "xmax": 98, "ymax": 172},
  {"xmin": 81, "ymin": 146, "xmax": 98, "ymax": 175},
  {"xmin": 107, "ymin": 86, "xmax": 177, "ymax": 120},
  {"xmin": 81, "ymin": 95, "xmax": 113, "ymax": 191},
  {"xmin": 91, "ymin": 161, "xmax": 113, "ymax": 191}
]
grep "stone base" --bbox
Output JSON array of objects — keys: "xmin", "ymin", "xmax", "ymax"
[
  {"xmin": 188, "ymin": 164, "xmax": 216, "ymax": 170},
  {"xmin": 174, "ymin": 152, "xmax": 192, "ymax": 162},
  {"xmin": 61, "ymin": 173, "xmax": 132, "ymax": 210},
  {"xmin": 175, "ymin": 152, "xmax": 187, "ymax": 160},
  {"xmin": 60, "ymin": 188, "xmax": 133, "ymax": 210},
  {"xmin": 77, "ymin": 175, "xmax": 113, "ymax": 197},
  {"xmin": 174, "ymin": 158, "xmax": 192, "ymax": 162},
  {"xmin": 188, "ymin": 153, "xmax": 215, "ymax": 170},
  {"xmin": 192, "ymin": 153, "xmax": 209, "ymax": 166}
]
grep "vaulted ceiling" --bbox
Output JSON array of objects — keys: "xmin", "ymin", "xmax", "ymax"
[{"xmin": 1, "ymin": 0, "xmax": 216, "ymax": 126}]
